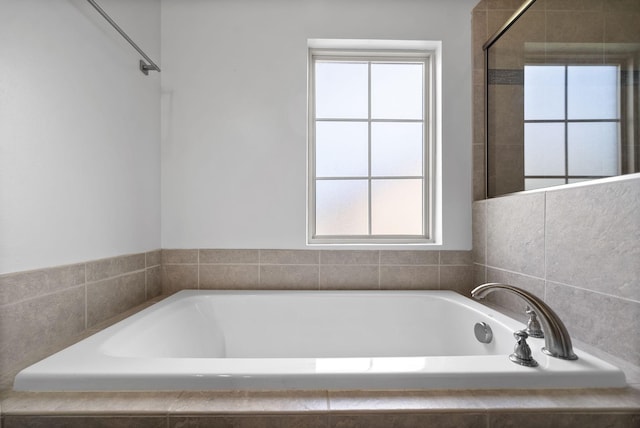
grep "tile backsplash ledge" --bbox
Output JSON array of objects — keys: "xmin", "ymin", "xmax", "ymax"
[{"xmin": 161, "ymin": 249, "xmax": 474, "ymax": 295}]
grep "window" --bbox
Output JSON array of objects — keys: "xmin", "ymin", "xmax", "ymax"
[
  {"xmin": 308, "ymin": 46, "xmax": 435, "ymax": 244},
  {"xmin": 524, "ymin": 65, "xmax": 621, "ymax": 190}
]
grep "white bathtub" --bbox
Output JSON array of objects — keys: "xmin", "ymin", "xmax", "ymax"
[{"xmin": 14, "ymin": 290, "xmax": 625, "ymax": 391}]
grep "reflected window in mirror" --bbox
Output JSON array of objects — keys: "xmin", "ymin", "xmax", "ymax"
[{"xmin": 523, "ymin": 64, "xmax": 621, "ymax": 191}]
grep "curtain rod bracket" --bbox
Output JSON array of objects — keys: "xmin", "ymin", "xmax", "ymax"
[
  {"xmin": 139, "ymin": 60, "xmax": 159, "ymax": 76},
  {"xmin": 87, "ymin": 0, "xmax": 161, "ymax": 76}
]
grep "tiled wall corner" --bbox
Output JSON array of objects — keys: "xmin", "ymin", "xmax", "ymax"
[
  {"xmin": 486, "ymin": 192, "xmax": 545, "ymax": 278},
  {"xmin": 146, "ymin": 250, "xmax": 162, "ymax": 299},
  {"xmin": 0, "ymin": 250, "xmax": 161, "ymax": 389},
  {"xmin": 472, "ymin": 175, "xmax": 640, "ymax": 366},
  {"xmin": 160, "ymin": 249, "xmax": 474, "ymax": 296}
]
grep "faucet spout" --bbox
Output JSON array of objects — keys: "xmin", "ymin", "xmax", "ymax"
[{"xmin": 471, "ymin": 283, "xmax": 578, "ymax": 360}]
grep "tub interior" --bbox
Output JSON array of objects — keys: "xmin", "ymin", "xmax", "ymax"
[{"xmin": 100, "ymin": 293, "xmax": 515, "ymax": 359}]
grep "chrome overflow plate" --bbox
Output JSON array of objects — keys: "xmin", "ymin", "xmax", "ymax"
[{"xmin": 474, "ymin": 322, "xmax": 493, "ymax": 344}]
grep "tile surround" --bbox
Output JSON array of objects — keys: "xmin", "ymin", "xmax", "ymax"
[
  {"xmin": 472, "ymin": 175, "xmax": 640, "ymax": 366},
  {"xmin": 0, "ymin": 250, "xmax": 162, "ymax": 389},
  {"xmin": 161, "ymin": 249, "xmax": 474, "ymax": 295}
]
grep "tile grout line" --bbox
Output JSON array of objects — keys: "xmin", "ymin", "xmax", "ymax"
[
  {"xmin": 437, "ymin": 250, "xmax": 441, "ymax": 290},
  {"xmin": 84, "ymin": 263, "xmax": 88, "ymax": 330},
  {"xmin": 543, "ymin": 190, "xmax": 548, "ymax": 301},
  {"xmin": 378, "ymin": 251, "xmax": 381, "ymax": 290},
  {"xmin": 258, "ymin": 249, "xmax": 262, "ymax": 286}
]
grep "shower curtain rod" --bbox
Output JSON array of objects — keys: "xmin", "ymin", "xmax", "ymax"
[{"xmin": 86, "ymin": 0, "xmax": 161, "ymax": 75}]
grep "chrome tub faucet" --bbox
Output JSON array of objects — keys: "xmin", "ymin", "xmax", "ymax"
[{"xmin": 471, "ymin": 283, "xmax": 578, "ymax": 361}]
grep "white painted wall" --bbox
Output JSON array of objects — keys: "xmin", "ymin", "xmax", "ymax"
[
  {"xmin": 0, "ymin": 0, "xmax": 161, "ymax": 274},
  {"xmin": 161, "ymin": 0, "xmax": 475, "ymax": 250}
]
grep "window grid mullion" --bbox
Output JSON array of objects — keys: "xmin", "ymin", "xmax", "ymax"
[
  {"xmin": 367, "ymin": 61, "xmax": 373, "ymax": 236},
  {"xmin": 564, "ymin": 65, "xmax": 569, "ymax": 184}
]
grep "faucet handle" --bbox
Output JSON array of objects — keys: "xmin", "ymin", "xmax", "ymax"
[
  {"xmin": 509, "ymin": 330, "xmax": 538, "ymax": 367},
  {"xmin": 525, "ymin": 306, "xmax": 544, "ymax": 338}
]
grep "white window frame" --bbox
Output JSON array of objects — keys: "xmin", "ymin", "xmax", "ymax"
[{"xmin": 307, "ymin": 42, "xmax": 437, "ymax": 245}]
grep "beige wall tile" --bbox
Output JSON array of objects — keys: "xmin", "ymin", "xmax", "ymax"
[
  {"xmin": 473, "ymin": 143, "xmax": 486, "ymax": 201},
  {"xmin": 260, "ymin": 250, "xmax": 319, "ymax": 265},
  {"xmin": 488, "ymin": 9, "xmax": 518, "ymax": 36},
  {"xmin": 485, "ymin": 267, "xmax": 546, "ymax": 320},
  {"xmin": 472, "ymin": 9, "xmax": 488, "ymax": 69},
  {"xmin": 199, "ymin": 249, "xmax": 259, "ymax": 264},
  {"xmin": 320, "ymin": 265, "xmax": 379, "ymax": 290},
  {"xmin": 487, "ymin": 0, "xmax": 527, "ymax": 9},
  {"xmin": 605, "ymin": 10, "xmax": 640, "ymax": 42},
  {"xmin": 547, "ymin": 0, "xmax": 605, "ymax": 11},
  {"xmin": 440, "ymin": 265, "xmax": 475, "ymax": 296},
  {"xmin": 161, "ymin": 265, "xmax": 198, "ymax": 295},
  {"xmin": 379, "ymin": 266, "xmax": 439, "ymax": 290},
  {"xmin": 474, "ymin": 263, "xmax": 487, "ymax": 287},
  {"xmin": 487, "ymin": 192, "xmax": 545, "ymax": 278},
  {"xmin": 145, "ymin": 250, "xmax": 161, "ymax": 268},
  {"xmin": 547, "ymin": 281, "xmax": 640, "ymax": 366},
  {"xmin": 546, "ymin": 11, "xmax": 605, "ymax": 43},
  {"xmin": 0, "ymin": 287, "xmax": 85, "ymax": 374},
  {"xmin": 86, "ymin": 272, "xmax": 146, "ymax": 328},
  {"xmin": 146, "ymin": 265, "xmax": 162, "ymax": 299},
  {"xmin": 380, "ymin": 251, "xmax": 438, "ymax": 265},
  {"xmin": 440, "ymin": 251, "xmax": 473, "ymax": 265},
  {"xmin": 321, "ymin": 250, "xmax": 378, "ymax": 265},
  {"xmin": 162, "ymin": 249, "xmax": 198, "ymax": 264},
  {"xmin": 472, "ymin": 201, "xmax": 487, "ymax": 264},
  {"xmin": 199, "ymin": 265, "xmax": 259, "ymax": 290},
  {"xmin": 86, "ymin": 254, "xmax": 145, "ymax": 282},
  {"xmin": 545, "ymin": 178, "xmax": 640, "ymax": 301},
  {"xmin": 260, "ymin": 265, "xmax": 319, "ymax": 290},
  {"xmin": 0, "ymin": 264, "xmax": 84, "ymax": 306}
]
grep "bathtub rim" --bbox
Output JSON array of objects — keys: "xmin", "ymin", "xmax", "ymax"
[{"xmin": 12, "ymin": 289, "xmax": 628, "ymax": 392}]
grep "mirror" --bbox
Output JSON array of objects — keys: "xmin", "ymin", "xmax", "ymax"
[{"xmin": 485, "ymin": 0, "xmax": 639, "ymax": 197}]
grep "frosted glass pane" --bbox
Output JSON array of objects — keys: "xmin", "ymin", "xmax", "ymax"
[
  {"xmin": 524, "ymin": 66, "xmax": 565, "ymax": 120},
  {"xmin": 315, "ymin": 62, "xmax": 368, "ymax": 119},
  {"xmin": 371, "ymin": 122, "xmax": 423, "ymax": 176},
  {"xmin": 316, "ymin": 180, "xmax": 368, "ymax": 235},
  {"xmin": 371, "ymin": 179, "xmax": 423, "ymax": 235},
  {"xmin": 568, "ymin": 123, "xmax": 619, "ymax": 176},
  {"xmin": 315, "ymin": 121, "xmax": 368, "ymax": 177},
  {"xmin": 568, "ymin": 66, "xmax": 619, "ymax": 120},
  {"xmin": 371, "ymin": 63, "xmax": 423, "ymax": 120},
  {"xmin": 525, "ymin": 178, "xmax": 566, "ymax": 191},
  {"xmin": 524, "ymin": 123, "xmax": 565, "ymax": 175}
]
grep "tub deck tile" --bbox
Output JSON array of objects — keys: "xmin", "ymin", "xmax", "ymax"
[
  {"xmin": 1, "ymin": 392, "xmax": 181, "ymax": 416},
  {"xmin": 170, "ymin": 391, "xmax": 330, "ymax": 414},
  {"xmin": 327, "ymin": 386, "xmax": 640, "ymax": 412}
]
